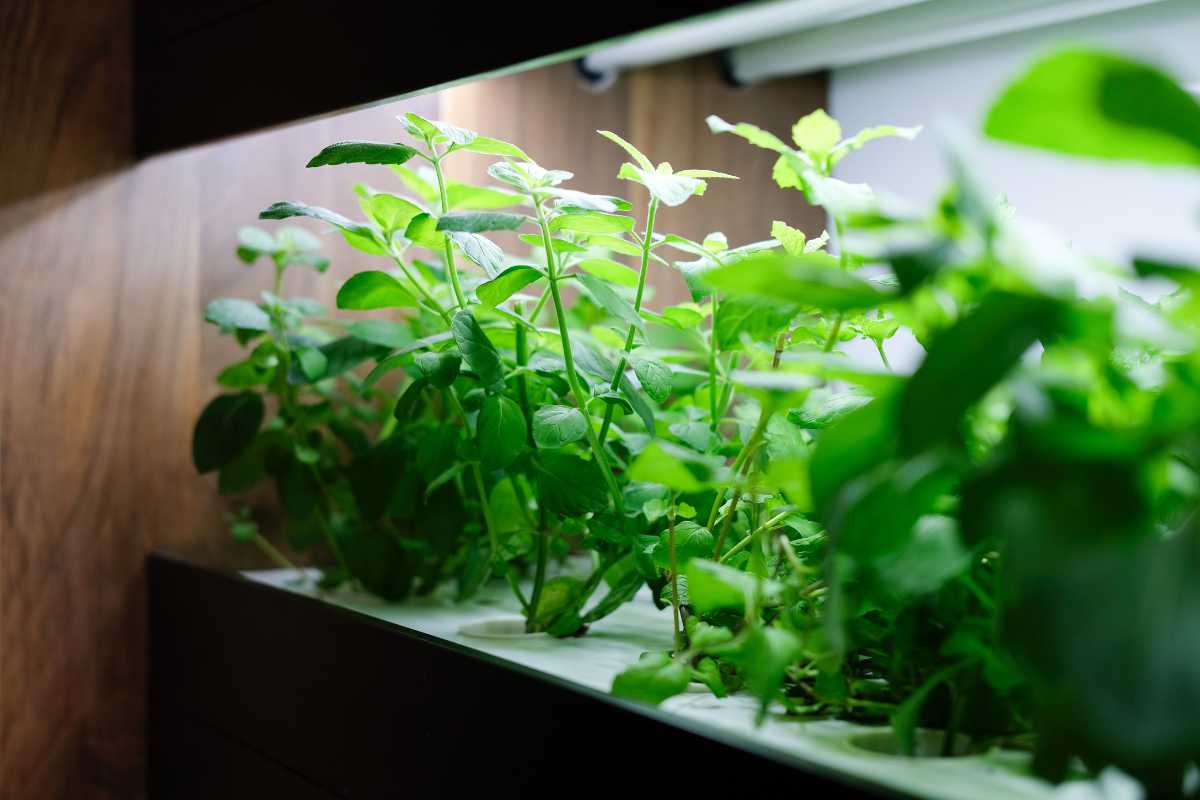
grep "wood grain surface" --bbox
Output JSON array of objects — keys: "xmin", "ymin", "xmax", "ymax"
[{"xmin": 0, "ymin": 4, "xmax": 826, "ymax": 794}]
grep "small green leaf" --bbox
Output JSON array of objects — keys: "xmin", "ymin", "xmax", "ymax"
[
  {"xmin": 770, "ymin": 220, "xmax": 807, "ymax": 256},
  {"xmin": 306, "ymin": 140, "xmax": 419, "ymax": 168},
  {"xmin": 204, "ymin": 298, "xmax": 271, "ymax": 332},
  {"xmin": 366, "ymin": 193, "xmax": 423, "ymax": 233},
  {"xmin": 237, "ymin": 226, "xmax": 277, "ymax": 262},
  {"xmin": 685, "ymin": 559, "xmax": 760, "ymax": 614},
  {"xmin": 454, "ymin": 136, "xmax": 529, "ymax": 160},
  {"xmin": 611, "ymin": 653, "xmax": 690, "ymax": 705},
  {"xmin": 436, "ymin": 211, "xmax": 525, "ymax": 233},
  {"xmin": 413, "ymin": 351, "xmax": 461, "ymax": 388},
  {"xmin": 576, "ymin": 258, "xmax": 639, "ymax": 288},
  {"xmin": 451, "ymin": 310, "xmax": 505, "ymax": 391},
  {"xmin": 192, "ymin": 393, "xmax": 264, "ymax": 473},
  {"xmin": 476, "ymin": 265, "xmax": 544, "ymax": 308},
  {"xmin": 336, "ymin": 271, "xmax": 417, "ymax": 310},
  {"xmin": 630, "ymin": 355, "xmax": 671, "ymax": 403},
  {"xmin": 549, "ymin": 210, "xmax": 634, "ymax": 235},
  {"xmin": 791, "ymin": 109, "xmax": 842, "ymax": 158},
  {"xmin": 448, "ymin": 231, "xmax": 507, "ymax": 277},
  {"xmin": 628, "ymin": 441, "xmax": 713, "ymax": 493},
  {"xmin": 532, "ymin": 404, "xmax": 588, "ymax": 449},
  {"xmin": 577, "ymin": 273, "xmax": 644, "ymax": 333},
  {"xmin": 259, "ymin": 201, "xmax": 378, "ymax": 242},
  {"xmin": 445, "ymin": 182, "xmax": 524, "ymax": 210},
  {"xmin": 706, "ymin": 115, "xmax": 791, "ymax": 153},
  {"xmin": 478, "ymin": 394, "xmax": 527, "ymax": 469},
  {"xmin": 597, "ymin": 129, "xmax": 654, "ymax": 171},
  {"xmin": 653, "ymin": 521, "xmax": 714, "ymax": 569},
  {"xmin": 297, "ymin": 348, "xmax": 328, "ymax": 381},
  {"xmin": 830, "ymin": 124, "xmax": 921, "ymax": 165}
]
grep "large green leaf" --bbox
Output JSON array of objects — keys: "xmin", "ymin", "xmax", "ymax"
[
  {"xmin": 336, "ymin": 271, "xmax": 418, "ymax": 310},
  {"xmin": 900, "ymin": 291, "xmax": 1063, "ymax": 454},
  {"xmin": 192, "ymin": 393, "xmax": 264, "ymax": 473},
  {"xmin": 436, "ymin": 212, "xmax": 525, "ymax": 233},
  {"xmin": 447, "ymin": 231, "xmax": 507, "ymax": 277},
  {"xmin": 985, "ymin": 49, "xmax": 1200, "ymax": 167},
  {"xmin": 704, "ymin": 253, "xmax": 888, "ymax": 311},
  {"xmin": 476, "ymin": 265, "xmax": 544, "ymax": 308},
  {"xmin": 549, "ymin": 211, "xmax": 634, "ymax": 235},
  {"xmin": 451, "ymin": 310, "xmax": 505, "ymax": 391},
  {"xmin": 611, "ymin": 653, "xmax": 690, "ymax": 706},
  {"xmin": 535, "ymin": 452, "xmax": 610, "ymax": 516},
  {"xmin": 478, "ymin": 394, "xmax": 527, "ymax": 468},
  {"xmin": 306, "ymin": 140, "xmax": 419, "ymax": 168},
  {"xmin": 577, "ymin": 273, "xmax": 644, "ymax": 333},
  {"xmin": 204, "ymin": 298, "xmax": 271, "ymax": 332}
]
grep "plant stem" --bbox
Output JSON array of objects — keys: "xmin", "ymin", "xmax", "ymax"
[
  {"xmin": 707, "ymin": 409, "xmax": 770, "ymax": 532},
  {"xmin": 709, "ymin": 292, "xmax": 721, "ymax": 431},
  {"xmin": 874, "ymin": 339, "xmax": 892, "ymax": 371},
  {"xmin": 534, "ymin": 199, "xmax": 625, "ymax": 515},
  {"xmin": 668, "ymin": 495, "xmax": 682, "ymax": 652},
  {"xmin": 598, "ymin": 197, "xmax": 658, "ymax": 443},
  {"xmin": 823, "ymin": 313, "xmax": 844, "ymax": 353},
  {"xmin": 252, "ymin": 532, "xmax": 297, "ymax": 572},
  {"xmin": 430, "ymin": 147, "xmax": 467, "ymax": 310},
  {"xmin": 528, "ymin": 525, "xmax": 550, "ymax": 632},
  {"xmin": 445, "ymin": 387, "xmax": 500, "ymax": 556},
  {"xmin": 514, "ymin": 301, "xmax": 534, "ymax": 445},
  {"xmin": 389, "ymin": 247, "xmax": 452, "ymax": 327}
]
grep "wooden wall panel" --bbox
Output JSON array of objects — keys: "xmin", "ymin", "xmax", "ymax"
[{"xmin": 0, "ymin": 6, "xmax": 826, "ymax": 797}]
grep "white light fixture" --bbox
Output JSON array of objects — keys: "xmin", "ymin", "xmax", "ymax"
[{"xmin": 729, "ymin": 0, "xmax": 1167, "ymax": 83}]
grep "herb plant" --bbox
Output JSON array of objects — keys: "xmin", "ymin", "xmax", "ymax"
[{"xmin": 194, "ymin": 48, "xmax": 1200, "ymax": 795}]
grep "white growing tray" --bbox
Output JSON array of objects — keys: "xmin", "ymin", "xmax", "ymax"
[{"xmin": 245, "ymin": 567, "xmax": 1124, "ymax": 800}]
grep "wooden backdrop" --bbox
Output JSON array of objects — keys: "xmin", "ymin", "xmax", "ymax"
[{"xmin": 0, "ymin": 2, "xmax": 825, "ymax": 795}]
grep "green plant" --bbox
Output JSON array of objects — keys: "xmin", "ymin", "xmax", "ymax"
[{"xmin": 195, "ymin": 48, "xmax": 1200, "ymax": 795}]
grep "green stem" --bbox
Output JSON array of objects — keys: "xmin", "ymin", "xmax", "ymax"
[
  {"xmin": 597, "ymin": 197, "xmax": 658, "ymax": 443},
  {"xmin": 390, "ymin": 247, "xmax": 452, "ymax": 327},
  {"xmin": 445, "ymin": 388, "xmax": 500, "ymax": 556},
  {"xmin": 874, "ymin": 339, "xmax": 892, "ymax": 371},
  {"xmin": 668, "ymin": 499, "xmax": 683, "ymax": 652},
  {"xmin": 823, "ymin": 313, "xmax": 844, "ymax": 353},
  {"xmin": 707, "ymin": 409, "xmax": 770, "ymax": 532},
  {"xmin": 528, "ymin": 525, "xmax": 550, "ymax": 633},
  {"xmin": 534, "ymin": 199, "xmax": 625, "ymax": 515},
  {"xmin": 514, "ymin": 302, "xmax": 534, "ymax": 445},
  {"xmin": 252, "ymin": 532, "xmax": 297, "ymax": 572},
  {"xmin": 709, "ymin": 292, "xmax": 720, "ymax": 431},
  {"xmin": 430, "ymin": 147, "xmax": 467, "ymax": 310}
]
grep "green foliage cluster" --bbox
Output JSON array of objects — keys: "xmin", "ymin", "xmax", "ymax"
[{"xmin": 195, "ymin": 49, "xmax": 1200, "ymax": 793}]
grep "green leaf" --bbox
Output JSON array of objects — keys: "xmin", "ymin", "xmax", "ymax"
[
  {"xmin": 714, "ymin": 296, "xmax": 798, "ymax": 349},
  {"xmin": 900, "ymin": 291, "xmax": 1063, "ymax": 454},
  {"xmin": 705, "ymin": 253, "xmax": 886, "ymax": 311},
  {"xmin": 720, "ymin": 626, "xmax": 804, "ymax": 714},
  {"xmin": 436, "ymin": 211, "xmax": 525, "ymax": 233},
  {"xmin": 535, "ymin": 452, "xmax": 610, "ymax": 516},
  {"xmin": 576, "ymin": 258, "xmax": 639, "ymax": 288},
  {"xmin": 445, "ymin": 182, "xmax": 524, "ymax": 210},
  {"xmin": 476, "ymin": 265, "xmax": 544, "ymax": 308},
  {"xmin": 336, "ymin": 271, "xmax": 418, "ymax": 310},
  {"xmin": 447, "ymin": 231, "xmax": 507, "ymax": 277},
  {"xmin": 287, "ymin": 336, "xmax": 390, "ymax": 385},
  {"xmin": 390, "ymin": 165, "xmax": 438, "ymax": 203},
  {"xmin": 653, "ymin": 521, "xmax": 713, "ymax": 569},
  {"xmin": 611, "ymin": 653, "xmax": 690, "ymax": 706},
  {"xmin": 297, "ymin": 348, "xmax": 328, "ymax": 381},
  {"xmin": 628, "ymin": 441, "xmax": 714, "ymax": 493},
  {"xmin": 619, "ymin": 163, "xmax": 705, "ymax": 207},
  {"xmin": 830, "ymin": 124, "xmax": 921, "ymax": 165},
  {"xmin": 532, "ymin": 404, "xmax": 588, "ymax": 449},
  {"xmin": 454, "ymin": 136, "xmax": 529, "ymax": 160},
  {"xmin": 192, "ymin": 393, "xmax": 264, "ymax": 473},
  {"xmin": 259, "ymin": 201, "xmax": 378, "ymax": 244},
  {"xmin": 685, "ymin": 559, "xmax": 761, "ymax": 614},
  {"xmin": 577, "ymin": 273, "xmax": 644, "ymax": 333},
  {"xmin": 345, "ymin": 320, "xmax": 413, "ymax": 349},
  {"xmin": 985, "ymin": 49, "xmax": 1200, "ymax": 167},
  {"xmin": 451, "ymin": 309, "xmax": 505, "ymax": 391},
  {"xmin": 413, "ymin": 351, "xmax": 461, "ymax": 388},
  {"xmin": 365, "ymin": 192, "xmax": 423, "ymax": 233},
  {"xmin": 549, "ymin": 210, "xmax": 634, "ymax": 235},
  {"xmin": 478, "ymin": 394, "xmax": 527, "ymax": 469},
  {"xmin": 791, "ymin": 109, "xmax": 842, "ymax": 158},
  {"xmin": 204, "ymin": 298, "xmax": 270, "ymax": 332},
  {"xmin": 236, "ymin": 226, "xmax": 277, "ymax": 262},
  {"xmin": 770, "ymin": 220, "xmax": 807, "ymax": 256},
  {"xmin": 306, "ymin": 140, "xmax": 418, "ymax": 168},
  {"xmin": 597, "ymin": 129, "xmax": 654, "ymax": 171},
  {"xmin": 584, "ymin": 234, "xmax": 649, "ymax": 260},
  {"xmin": 403, "ymin": 213, "xmax": 446, "ymax": 248},
  {"xmin": 706, "ymin": 115, "xmax": 791, "ymax": 153},
  {"xmin": 630, "ymin": 355, "xmax": 671, "ymax": 403}
]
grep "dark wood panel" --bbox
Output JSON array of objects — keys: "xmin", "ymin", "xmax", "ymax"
[{"xmin": 133, "ymin": 0, "xmax": 748, "ymax": 155}]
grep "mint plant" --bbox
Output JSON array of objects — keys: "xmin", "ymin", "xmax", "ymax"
[{"xmin": 195, "ymin": 49, "xmax": 1200, "ymax": 795}]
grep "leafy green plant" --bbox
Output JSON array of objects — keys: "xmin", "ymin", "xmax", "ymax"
[{"xmin": 195, "ymin": 49, "xmax": 1200, "ymax": 795}]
